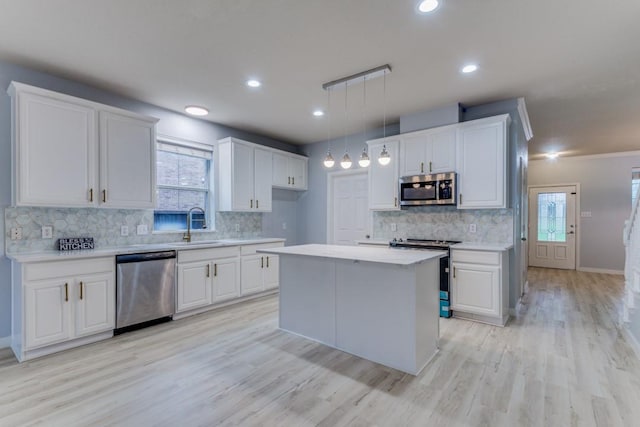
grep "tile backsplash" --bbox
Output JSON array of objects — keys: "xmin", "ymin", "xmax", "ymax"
[
  {"xmin": 373, "ymin": 206, "xmax": 513, "ymax": 243},
  {"xmin": 5, "ymin": 207, "xmax": 262, "ymax": 253}
]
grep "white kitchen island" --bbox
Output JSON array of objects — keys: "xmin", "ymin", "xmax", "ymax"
[{"xmin": 257, "ymin": 244, "xmax": 444, "ymax": 375}]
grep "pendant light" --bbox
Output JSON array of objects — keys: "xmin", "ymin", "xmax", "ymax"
[
  {"xmin": 340, "ymin": 82, "xmax": 352, "ymax": 169},
  {"xmin": 358, "ymin": 76, "xmax": 371, "ymax": 168},
  {"xmin": 378, "ymin": 69, "xmax": 391, "ymax": 166},
  {"xmin": 323, "ymin": 88, "xmax": 335, "ymax": 168}
]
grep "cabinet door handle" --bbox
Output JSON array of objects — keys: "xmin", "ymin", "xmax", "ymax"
[
  {"xmin": 394, "ymin": 197, "xmax": 398, "ymax": 207},
  {"xmin": 459, "ymin": 194, "xmax": 462, "ymax": 205},
  {"xmin": 266, "ymin": 256, "xmax": 270, "ymax": 268},
  {"xmin": 206, "ymin": 264, "xmax": 210, "ymax": 278},
  {"xmin": 288, "ymin": 176, "xmax": 291, "ymax": 185},
  {"xmin": 420, "ymin": 162, "xmax": 424, "ymax": 174},
  {"xmin": 89, "ymin": 188, "xmax": 93, "ymax": 202},
  {"xmin": 79, "ymin": 281, "xmax": 83, "ymax": 300},
  {"xmin": 256, "ymin": 200, "xmax": 259, "ymax": 209},
  {"xmin": 429, "ymin": 161, "xmax": 432, "ymax": 173},
  {"xmin": 102, "ymin": 189, "xmax": 107, "ymax": 203},
  {"xmin": 453, "ymin": 267, "xmax": 456, "ymax": 279},
  {"xmin": 292, "ymin": 177, "xmax": 295, "ymax": 185},
  {"xmin": 261, "ymin": 257, "xmax": 264, "ymax": 268},
  {"xmin": 250, "ymin": 199, "xmax": 253, "ymax": 209},
  {"xmin": 64, "ymin": 283, "xmax": 69, "ymax": 302},
  {"xmin": 214, "ymin": 264, "xmax": 218, "ymax": 277}
]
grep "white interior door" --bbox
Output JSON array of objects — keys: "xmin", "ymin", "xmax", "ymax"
[
  {"xmin": 528, "ymin": 185, "xmax": 577, "ymax": 269},
  {"xmin": 329, "ymin": 171, "xmax": 369, "ymax": 245}
]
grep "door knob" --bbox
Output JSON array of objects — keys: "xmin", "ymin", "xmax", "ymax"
[{"xmin": 521, "ymin": 237, "xmax": 527, "ymax": 241}]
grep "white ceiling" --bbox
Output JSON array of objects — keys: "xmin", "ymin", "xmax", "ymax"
[{"xmin": 1, "ymin": 0, "xmax": 639, "ymax": 159}]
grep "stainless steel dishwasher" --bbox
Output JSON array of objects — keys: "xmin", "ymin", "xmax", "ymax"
[{"xmin": 115, "ymin": 250, "xmax": 176, "ymax": 333}]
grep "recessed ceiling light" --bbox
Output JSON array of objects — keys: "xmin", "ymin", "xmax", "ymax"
[
  {"xmin": 313, "ymin": 110, "xmax": 325, "ymax": 117},
  {"xmin": 184, "ymin": 105, "xmax": 209, "ymax": 116},
  {"xmin": 417, "ymin": 0, "xmax": 439, "ymax": 13},
  {"xmin": 246, "ymin": 79, "xmax": 261, "ymax": 88},
  {"xmin": 545, "ymin": 152, "xmax": 559, "ymax": 159},
  {"xmin": 461, "ymin": 64, "xmax": 478, "ymax": 74}
]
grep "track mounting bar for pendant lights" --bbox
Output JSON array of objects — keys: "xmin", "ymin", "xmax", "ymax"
[{"xmin": 322, "ymin": 64, "xmax": 392, "ymax": 90}]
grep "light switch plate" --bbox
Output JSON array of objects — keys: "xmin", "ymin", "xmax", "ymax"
[
  {"xmin": 391, "ymin": 223, "xmax": 397, "ymax": 232},
  {"xmin": 42, "ymin": 226, "xmax": 53, "ymax": 239},
  {"xmin": 136, "ymin": 224, "xmax": 148, "ymax": 235},
  {"xmin": 469, "ymin": 224, "xmax": 477, "ymax": 233},
  {"xmin": 121, "ymin": 225, "xmax": 129, "ymax": 236},
  {"xmin": 235, "ymin": 223, "xmax": 240, "ymax": 232}
]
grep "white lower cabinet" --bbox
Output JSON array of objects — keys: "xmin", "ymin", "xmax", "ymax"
[
  {"xmin": 13, "ymin": 257, "xmax": 115, "ymax": 361},
  {"xmin": 176, "ymin": 246, "xmax": 240, "ymax": 314},
  {"xmin": 450, "ymin": 249, "xmax": 509, "ymax": 326},
  {"xmin": 240, "ymin": 242, "xmax": 283, "ymax": 295}
]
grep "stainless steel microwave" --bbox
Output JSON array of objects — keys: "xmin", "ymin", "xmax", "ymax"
[{"xmin": 399, "ymin": 172, "xmax": 457, "ymax": 206}]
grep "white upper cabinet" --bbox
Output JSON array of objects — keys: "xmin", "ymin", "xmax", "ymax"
[
  {"xmin": 400, "ymin": 126, "xmax": 456, "ymax": 176},
  {"xmin": 456, "ymin": 114, "xmax": 509, "ymax": 209},
  {"xmin": 367, "ymin": 138, "xmax": 400, "ymax": 211},
  {"xmin": 273, "ymin": 152, "xmax": 308, "ymax": 190},
  {"xmin": 8, "ymin": 82, "xmax": 158, "ymax": 209},
  {"xmin": 11, "ymin": 88, "xmax": 97, "ymax": 207},
  {"xmin": 99, "ymin": 111, "xmax": 156, "ymax": 208},
  {"xmin": 217, "ymin": 138, "xmax": 273, "ymax": 212}
]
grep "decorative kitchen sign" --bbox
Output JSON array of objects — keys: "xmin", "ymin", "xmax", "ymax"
[{"xmin": 57, "ymin": 237, "xmax": 95, "ymax": 251}]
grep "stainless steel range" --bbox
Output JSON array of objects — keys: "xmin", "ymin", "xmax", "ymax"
[{"xmin": 389, "ymin": 238, "xmax": 461, "ymax": 318}]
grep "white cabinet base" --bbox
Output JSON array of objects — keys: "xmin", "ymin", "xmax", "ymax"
[
  {"xmin": 12, "ymin": 331, "xmax": 112, "ymax": 363},
  {"xmin": 172, "ymin": 288, "xmax": 278, "ymax": 320},
  {"xmin": 452, "ymin": 310, "xmax": 509, "ymax": 327}
]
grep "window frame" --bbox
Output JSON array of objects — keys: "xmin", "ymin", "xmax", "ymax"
[{"xmin": 154, "ymin": 135, "xmax": 215, "ymax": 232}]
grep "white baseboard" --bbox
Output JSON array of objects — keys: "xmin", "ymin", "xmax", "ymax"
[
  {"xmin": 578, "ymin": 267, "xmax": 624, "ymax": 275},
  {"xmin": 0, "ymin": 336, "xmax": 11, "ymax": 349},
  {"xmin": 621, "ymin": 326, "xmax": 640, "ymax": 360}
]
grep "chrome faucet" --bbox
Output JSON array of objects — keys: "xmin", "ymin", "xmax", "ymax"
[{"xmin": 183, "ymin": 207, "xmax": 206, "ymax": 242}]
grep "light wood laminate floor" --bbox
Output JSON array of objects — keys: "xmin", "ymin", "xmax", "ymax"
[{"xmin": 1, "ymin": 268, "xmax": 639, "ymax": 426}]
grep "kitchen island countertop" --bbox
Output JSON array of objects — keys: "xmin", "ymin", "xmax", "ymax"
[{"xmin": 257, "ymin": 243, "xmax": 445, "ymax": 265}]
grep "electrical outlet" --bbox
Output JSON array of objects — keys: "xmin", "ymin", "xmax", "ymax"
[
  {"xmin": 391, "ymin": 223, "xmax": 397, "ymax": 232},
  {"xmin": 235, "ymin": 223, "xmax": 240, "ymax": 232},
  {"xmin": 10, "ymin": 227, "xmax": 22, "ymax": 240},
  {"xmin": 42, "ymin": 226, "xmax": 53, "ymax": 239},
  {"xmin": 121, "ymin": 225, "xmax": 129, "ymax": 236},
  {"xmin": 469, "ymin": 224, "xmax": 477, "ymax": 233},
  {"xmin": 282, "ymin": 222, "xmax": 287, "ymax": 230},
  {"xmin": 581, "ymin": 211, "xmax": 592, "ymax": 218},
  {"xmin": 136, "ymin": 224, "xmax": 148, "ymax": 235}
]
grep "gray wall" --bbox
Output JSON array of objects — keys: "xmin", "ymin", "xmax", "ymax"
[
  {"xmin": 529, "ymin": 153, "xmax": 639, "ymax": 272},
  {"xmin": 0, "ymin": 59, "xmax": 300, "ymax": 340},
  {"xmin": 400, "ymin": 103, "xmax": 461, "ymax": 134}
]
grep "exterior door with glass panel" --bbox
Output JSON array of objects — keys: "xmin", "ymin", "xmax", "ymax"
[{"xmin": 528, "ymin": 185, "xmax": 576, "ymax": 269}]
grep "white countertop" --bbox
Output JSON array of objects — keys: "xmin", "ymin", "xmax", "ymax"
[
  {"xmin": 257, "ymin": 244, "xmax": 445, "ymax": 265},
  {"xmin": 452, "ymin": 242, "xmax": 513, "ymax": 251},
  {"xmin": 7, "ymin": 238, "xmax": 286, "ymax": 263}
]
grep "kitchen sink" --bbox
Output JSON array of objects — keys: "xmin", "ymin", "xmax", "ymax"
[{"xmin": 172, "ymin": 240, "xmax": 224, "ymax": 246}]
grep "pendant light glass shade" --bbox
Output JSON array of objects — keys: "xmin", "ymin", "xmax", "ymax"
[
  {"xmin": 340, "ymin": 152, "xmax": 352, "ymax": 169},
  {"xmin": 358, "ymin": 147, "xmax": 370, "ymax": 167},
  {"xmin": 323, "ymin": 151, "xmax": 335, "ymax": 168},
  {"xmin": 378, "ymin": 145, "xmax": 391, "ymax": 166}
]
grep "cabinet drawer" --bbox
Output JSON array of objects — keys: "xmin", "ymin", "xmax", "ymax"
[
  {"xmin": 178, "ymin": 246, "xmax": 240, "ymax": 263},
  {"xmin": 24, "ymin": 257, "xmax": 114, "ymax": 281},
  {"xmin": 451, "ymin": 250, "xmax": 499, "ymax": 265},
  {"xmin": 240, "ymin": 242, "xmax": 284, "ymax": 256}
]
